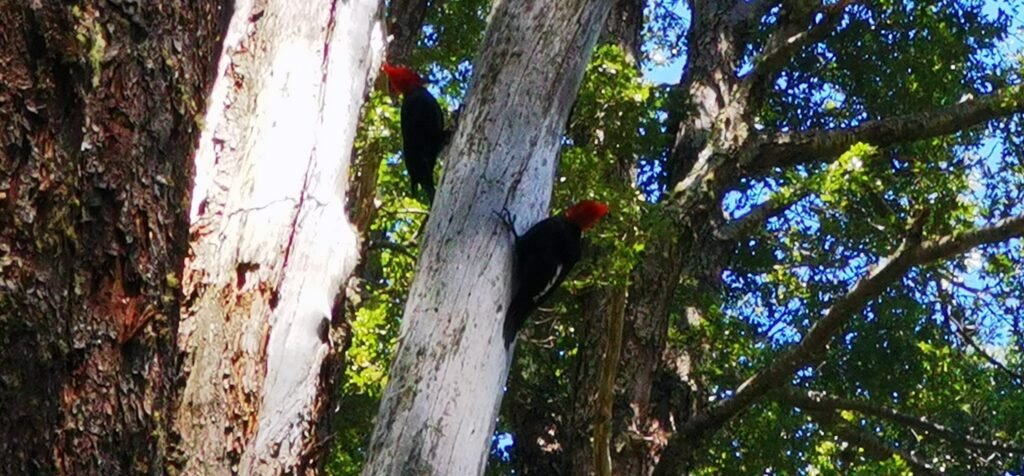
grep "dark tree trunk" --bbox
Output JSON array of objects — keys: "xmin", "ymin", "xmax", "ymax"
[
  {"xmin": 504, "ymin": 369, "xmax": 571, "ymax": 475},
  {"xmin": 613, "ymin": 2, "xmax": 750, "ymax": 474},
  {"xmin": 566, "ymin": 285, "xmax": 628, "ymax": 476},
  {"xmin": 0, "ymin": 1, "xmax": 228, "ymax": 473},
  {"xmin": 599, "ymin": 0, "xmax": 643, "ymax": 63},
  {"xmin": 385, "ymin": 0, "xmax": 436, "ymax": 65}
]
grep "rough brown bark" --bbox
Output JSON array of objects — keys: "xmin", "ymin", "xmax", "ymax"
[
  {"xmin": 614, "ymin": 224, "xmax": 724, "ymax": 476},
  {"xmin": 612, "ymin": 2, "xmax": 749, "ymax": 473},
  {"xmin": 599, "ymin": 0, "xmax": 643, "ymax": 63},
  {"xmin": 385, "ymin": 0, "xmax": 436, "ymax": 65},
  {"xmin": 0, "ymin": 1, "xmax": 228, "ymax": 473}
]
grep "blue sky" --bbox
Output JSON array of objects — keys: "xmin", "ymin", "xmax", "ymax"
[{"xmin": 643, "ymin": 0, "xmax": 1024, "ymax": 84}]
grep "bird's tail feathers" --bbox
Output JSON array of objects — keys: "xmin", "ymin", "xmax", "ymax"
[
  {"xmin": 504, "ymin": 297, "xmax": 532, "ymax": 348},
  {"xmin": 424, "ymin": 182, "xmax": 436, "ymax": 204}
]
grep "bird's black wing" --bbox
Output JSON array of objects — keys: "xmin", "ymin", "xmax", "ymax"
[
  {"xmin": 401, "ymin": 87, "xmax": 446, "ymax": 200},
  {"xmin": 504, "ymin": 217, "xmax": 581, "ymax": 346}
]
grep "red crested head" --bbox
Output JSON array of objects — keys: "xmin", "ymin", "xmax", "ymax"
[
  {"xmin": 564, "ymin": 200, "xmax": 609, "ymax": 231},
  {"xmin": 382, "ymin": 63, "xmax": 425, "ymax": 95}
]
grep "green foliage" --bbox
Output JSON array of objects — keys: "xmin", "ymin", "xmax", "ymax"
[
  {"xmin": 559, "ymin": 45, "xmax": 669, "ymax": 286},
  {"xmin": 643, "ymin": 0, "xmax": 689, "ymax": 66},
  {"xmin": 715, "ymin": 2, "xmax": 1024, "ymax": 473},
  {"xmin": 327, "ymin": 85, "xmax": 419, "ymax": 475},
  {"xmin": 412, "ymin": 0, "xmax": 490, "ymax": 99},
  {"xmin": 761, "ymin": 1, "xmax": 1010, "ymax": 130}
]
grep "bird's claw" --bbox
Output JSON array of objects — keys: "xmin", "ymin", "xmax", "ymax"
[{"xmin": 493, "ymin": 207, "xmax": 519, "ymax": 239}]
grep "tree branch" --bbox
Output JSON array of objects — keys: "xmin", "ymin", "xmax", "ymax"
[
  {"xmin": 600, "ymin": 0, "xmax": 644, "ymax": 64},
  {"xmin": 810, "ymin": 410, "xmax": 939, "ymax": 476},
  {"xmin": 730, "ymin": 0, "xmax": 777, "ymax": 33},
  {"xmin": 939, "ymin": 286, "xmax": 1024, "ymax": 383},
  {"xmin": 653, "ymin": 212, "xmax": 1024, "ymax": 474},
  {"xmin": 745, "ymin": 86, "xmax": 1024, "ymax": 173},
  {"xmin": 911, "ymin": 215, "xmax": 1024, "ymax": 264},
  {"xmin": 743, "ymin": 0, "xmax": 856, "ymax": 95},
  {"xmin": 776, "ymin": 387, "xmax": 1024, "ymax": 455},
  {"xmin": 715, "ymin": 190, "xmax": 809, "ymax": 241}
]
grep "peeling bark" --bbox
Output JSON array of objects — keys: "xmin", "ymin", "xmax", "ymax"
[
  {"xmin": 175, "ymin": 0, "xmax": 385, "ymax": 473},
  {"xmin": 0, "ymin": 1, "xmax": 227, "ymax": 473}
]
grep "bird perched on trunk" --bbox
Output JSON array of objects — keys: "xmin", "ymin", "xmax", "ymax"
[
  {"xmin": 497, "ymin": 200, "xmax": 610, "ymax": 347},
  {"xmin": 382, "ymin": 63, "xmax": 448, "ymax": 203}
]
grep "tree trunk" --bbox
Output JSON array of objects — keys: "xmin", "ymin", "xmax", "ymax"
[
  {"xmin": 361, "ymin": 0, "xmax": 614, "ymax": 473},
  {"xmin": 503, "ymin": 365, "xmax": 571, "ymax": 475},
  {"xmin": 613, "ymin": 2, "xmax": 749, "ymax": 474},
  {"xmin": 559, "ymin": 2, "xmax": 644, "ymax": 473},
  {"xmin": 0, "ymin": 1, "xmax": 227, "ymax": 473},
  {"xmin": 174, "ymin": 1, "xmax": 385, "ymax": 473},
  {"xmin": 567, "ymin": 285, "xmax": 628, "ymax": 476},
  {"xmin": 385, "ymin": 0, "xmax": 435, "ymax": 65},
  {"xmin": 599, "ymin": 0, "xmax": 642, "ymax": 63}
]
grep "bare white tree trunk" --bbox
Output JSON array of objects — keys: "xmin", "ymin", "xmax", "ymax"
[
  {"xmin": 361, "ymin": 0, "xmax": 613, "ymax": 474},
  {"xmin": 175, "ymin": 0, "xmax": 385, "ymax": 473}
]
